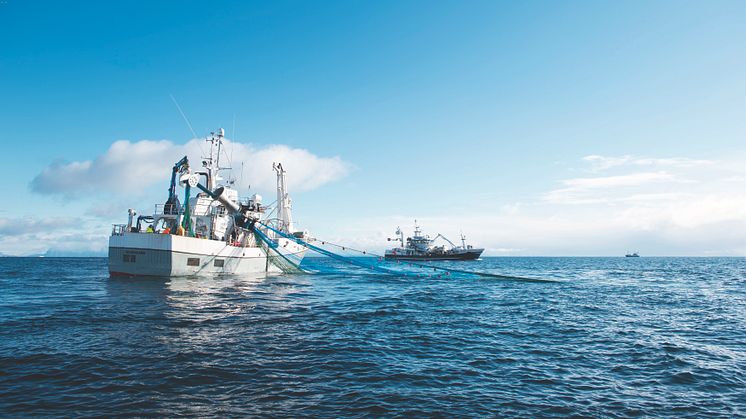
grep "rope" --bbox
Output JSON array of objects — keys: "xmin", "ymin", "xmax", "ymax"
[{"xmin": 256, "ymin": 222, "xmax": 555, "ymax": 282}]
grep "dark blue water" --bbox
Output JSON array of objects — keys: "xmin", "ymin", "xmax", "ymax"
[{"xmin": 1, "ymin": 257, "xmax": 744, "ymax": 417}]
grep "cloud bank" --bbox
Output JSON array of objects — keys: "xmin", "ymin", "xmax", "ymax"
[
  {"xmin": 30, "ymin": 137, "xmax": 350, "ymax": 197},
  {"xmin": 16, "ymin": 150, "xmax": 746, "ymax": 256},
  {"xmin": 581, "ymin": 155, "xmax": 713, "ymax": 172},
  {"xmin": 320, "ymin": 154, "xmax": 746, "ymax": 256},
  {"xmin": 0, "ymin": 216, "xmax": 106, "ymax": 256},
  {"xmin": 0, "ymin": 216, "xmax": 79, "ymax": 236}
]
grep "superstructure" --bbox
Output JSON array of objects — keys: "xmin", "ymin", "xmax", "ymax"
[{"xmin": 108, "ymin": 128, "xmax": 307, "ymax": 276}]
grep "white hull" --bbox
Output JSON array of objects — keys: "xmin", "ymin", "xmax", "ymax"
[{"xmin": 109, "ymin": 233, "xmax": 306, "ymax": 277}]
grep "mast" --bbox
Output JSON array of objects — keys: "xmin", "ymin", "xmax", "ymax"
[
  {"xmin": 203, "ymin": 128, "xmax": 226, "ymax": 190},
  {"xmin": 273, "ymin": 162, "xmax": 294, "ymax": 233},
  {"xmin": 395, "ymin": 226, "xmax": 404, "ymax": 248}
]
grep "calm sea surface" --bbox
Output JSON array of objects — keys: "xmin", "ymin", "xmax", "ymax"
[{"xmin": 0, "ymin": 257, "xmax": 744, "ymax": 417}]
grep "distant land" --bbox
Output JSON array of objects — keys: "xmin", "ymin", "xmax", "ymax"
[{"xmin": 0, "ymin": 251, "xmax": 107, "ymax": 258}]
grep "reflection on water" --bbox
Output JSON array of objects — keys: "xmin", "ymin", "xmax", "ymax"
[{"xmin": 106, "ymin": 271, "xmax": 319, "ymax": 358}]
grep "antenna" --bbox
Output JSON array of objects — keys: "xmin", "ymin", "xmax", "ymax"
[
  {"xmin": 240, "ymin": 162, "xmax": 245, "ymax": 191},
  {"xmin": 229, "ymin": 114, "xmax": 236, "ymax": 183}
]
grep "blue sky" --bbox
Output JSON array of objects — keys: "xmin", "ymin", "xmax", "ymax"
[{"xmin": 1, "ymin": 0, "xmax": 746, "ymax": 256}]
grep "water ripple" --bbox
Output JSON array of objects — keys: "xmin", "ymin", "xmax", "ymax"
[{"xmin": 0, "ymin": 256, "xmax": 745, "ymax": 417}]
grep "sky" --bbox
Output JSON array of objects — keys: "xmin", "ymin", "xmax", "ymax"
[{"xmin": 1, "ymin": 0, "xmax": 746, "ymax": 256}]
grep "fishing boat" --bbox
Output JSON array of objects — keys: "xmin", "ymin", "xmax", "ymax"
[
  {"xmin": 625, "ymin": 252, "xmax": 640, "ymax": 258},
  {"xmin": 108, "ymin": 128, "xmax": 307, "ymax": 277},
  {"xmin": 384, "ymin": 222, "xmax": 484, "ymax": 261}
]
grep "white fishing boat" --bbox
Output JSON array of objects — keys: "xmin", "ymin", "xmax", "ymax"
[{"xmin": 108, "ymin": 128, "xmax": 307, "ymax": 277}]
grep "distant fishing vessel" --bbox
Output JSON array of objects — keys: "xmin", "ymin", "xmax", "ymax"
[
  {"xmin": 385, "ymin": 222, "xmax": 484, "ymax": 261},
  {"xmin": 625, "ymin": 252, "xmax": 640, "ymax": 258},
  {"xmin": 108, "ymin": 128, "xmax": 307, "ymax": 277}
]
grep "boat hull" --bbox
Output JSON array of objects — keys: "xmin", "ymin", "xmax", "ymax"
[
  {"xmin": 384, "ymin": 248, "xmax": 484, "ymax": 261},
  {"xmin": 109, "ymin": 233, "xmax": 306, "ymax": 277}
]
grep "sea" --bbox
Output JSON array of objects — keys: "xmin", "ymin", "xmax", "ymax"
[{"xmin": 0, "ymin": 256, "xmax": 744, "ymax": 417}]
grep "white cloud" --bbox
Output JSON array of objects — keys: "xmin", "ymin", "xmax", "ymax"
[
  {"xmin": 544, "ymin": 171, "xmax": 679, "ymax": 204},
  {"xmin": 0, "ymin": 216, "xmax": 104, "ymax": 256},
  {"xmin": 85, "ymin": 202, "xmax": 132, "ymax": 219},
  {"xmin": 13, "ymin": 135, "xmax": 349, "ymax": 256},
  {"xmin": 615, "ymin": 193, "xmax": 746, "ymax": 230},
  {"xmin": 562, "ymin": 171, "xmax": 675, "ymax": 188},
  {"xmin": 223, "ymin": 143, "xmax": 350, "ymax": 193},
  {"xmin": 31, "ymin": 140, "xmax": 176, "ymax": 197},
  {"xmin": 0, "ymin": 216, "xmax": 79, "ymax": 236},
  {"xmin": 582, "ymin": 154, "xmax": 712, "ymax": 172},
  {"xmin": 30, "ymin": 137, "xmax": 350, "ymax": 198}
]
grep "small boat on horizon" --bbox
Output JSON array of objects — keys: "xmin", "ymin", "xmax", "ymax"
[{"xmin": 625, "ymin": 252, "xmax": 640, "ymax": 258}]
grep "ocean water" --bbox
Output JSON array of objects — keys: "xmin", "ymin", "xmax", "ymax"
[{"xmin": 0, "ymin": 256, "xmax": 744, "ymax": 417}]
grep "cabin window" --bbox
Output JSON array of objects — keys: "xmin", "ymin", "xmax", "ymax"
[
  {"xmin": 187, "ymin": 258, "xmax": 200, "ymax": 266},
  {"xmin": 123, "ymin": 254, "xmax": 136, "ymax": 263},
  {"xmin": 214, "ymin": 259, "xmax": 225, "ymax": 267}
]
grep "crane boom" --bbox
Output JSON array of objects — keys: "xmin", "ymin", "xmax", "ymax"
[
  {"xmin": 432, "ymin": 233, "xmax": 457, "ymax": 249},
  {"xmin": 165, "ymin": 156, "xmax": 189, "ymax": 214}
]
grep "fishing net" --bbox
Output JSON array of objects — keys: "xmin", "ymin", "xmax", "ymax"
[
  {"xmin": 254, "ymin": 222, "xmax": 554, "ymax": 282},
  {"xmin": 251, "ymin": 224, "xmax": 306, "ymax": 274}
]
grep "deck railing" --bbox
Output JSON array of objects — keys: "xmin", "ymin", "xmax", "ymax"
[
  {"xmin": 154, "ymin": 204, "xmax": 181, "ymax": 215},
  {"xmin": 111, "ymin": 224, "xmax": 127, "ymax": 236}
]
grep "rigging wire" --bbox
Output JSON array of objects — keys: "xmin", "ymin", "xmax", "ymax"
[
  {"xmin": 169, "ymin": 94, "xmax": 207, "ymax": 158},
  {"xmin": 170, "ymin": 94, "xmax": 198, "ymax": 139},
  {"xmin": 253, "ymin": 222, "xmax": 424, "ymax": 278}
]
